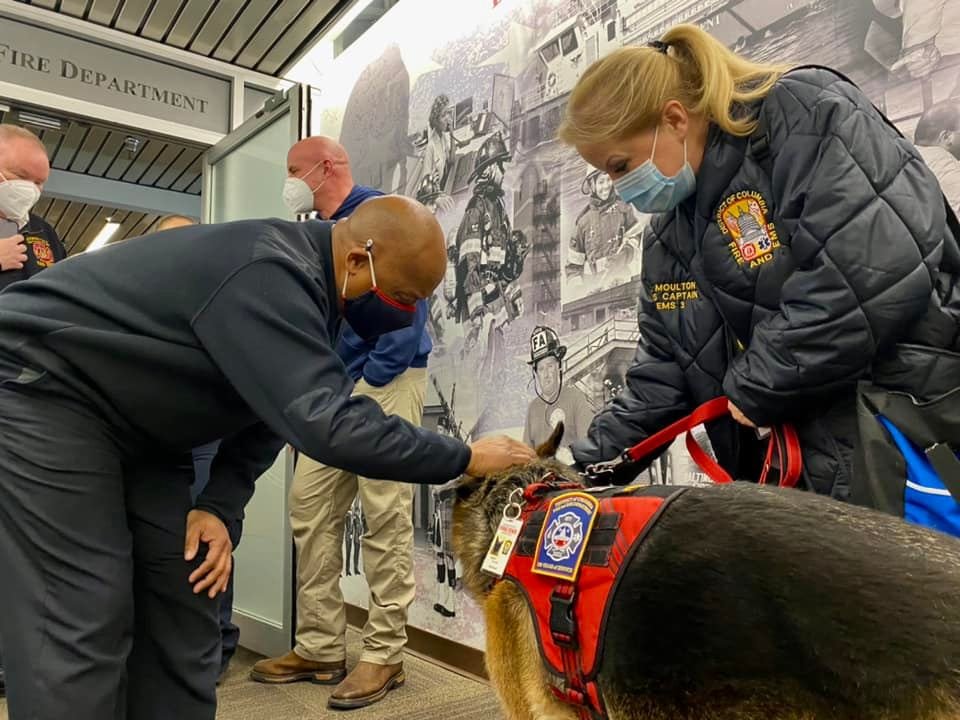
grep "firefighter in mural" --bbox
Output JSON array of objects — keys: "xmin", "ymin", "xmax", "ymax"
[
  {"xmin": 566, "ymin": 169, "xmax": 641, "ymax": 286},
  {"xmin": 522, "ymin": 326, "xmax": 594, "ymax": 457},
  {"xmin": 416, "ymin": 175, "xmax": 449, "ymax": 348},
  {"xmin": 406, "ymin": 94, "xmax": 466, "ymax": 210},
  {"xmin": 428, "ymin": 379, "xmax": 463, "ymax": 619},
  {"xmin": 886, "ymin": 0, "xmax": 960, "ymax": 79},
  {"xmin": 342, "ymin": 494, "xmax": 366, "ymax": 577},
  {"xmin": 423, "ymin": 94, "xmax": 468, "ymax": 191},
  {"xmin": 914, "ymin": 100, "xmax": 960, "ymax": 213},
  {"xmin": 450, "ymin": 132, "xmax": 529, "ymax": 370},
  {"xmin": 429, "ymin": 480, "xmax": 459, "ymax": 618}
]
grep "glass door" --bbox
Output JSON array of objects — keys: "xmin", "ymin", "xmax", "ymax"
[{"xmin": 201, "ymin": 84, "xmax": 311, "ymax": 657}]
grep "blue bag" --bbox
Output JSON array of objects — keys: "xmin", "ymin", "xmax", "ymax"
[{"xmin": 876, "ymin": 416, "xmax": 960, "ymax": 538}]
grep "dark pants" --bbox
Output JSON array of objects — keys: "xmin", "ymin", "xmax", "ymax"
[
  {"xmin": 216, "ymin": 518, "xmax": 242, "ymax": 674},
  {"xmin": 0, "ymin": 383, "xmax": 220, "ymax": 720},
  {"xmin": 190, "ymin": 442, "xmax": 241, "ymax": 675}
]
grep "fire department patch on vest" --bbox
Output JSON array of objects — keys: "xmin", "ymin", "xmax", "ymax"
[
  {"xmin": 532, "ymin": 492, "xmax": 599, "ymax": 581},
  {"xmin": 716, "ymin": 190, "xmax": 781, "ymax": 268},
  {"xmin": 26, "ymin": 236, "xmax": 54, "ymax": 268}
]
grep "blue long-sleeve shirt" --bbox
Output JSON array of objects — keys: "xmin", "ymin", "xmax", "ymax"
[{"xmin": 332, "ymin": 185, "xmax": 433, "ymax": 386}]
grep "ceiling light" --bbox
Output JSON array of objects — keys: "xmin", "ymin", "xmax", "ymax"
[
  {"xmin": 86, "ymin": 221, "xmax": 121, "ymax": 252},
  {"xmin": 16, "ymin": 111, "xmax": 62, "ymax": 131},
  {"xmin": 0, "ymin": 102, "xmax": 10, "ymax": 113}
]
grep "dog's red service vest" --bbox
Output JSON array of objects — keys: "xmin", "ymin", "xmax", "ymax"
[{"xmin": 494, "ymin": 481, "xmax": 688, "ymax": 720}]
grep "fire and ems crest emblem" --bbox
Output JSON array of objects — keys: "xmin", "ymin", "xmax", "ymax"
[
  {"xmin": 27, "ymin": 236, "xmax": 54, "ymax": 268},
  {"xmin": 716, "ymin": 190, "xmax": 781, "ymax": 268},
  {"xmin": 533, "ymin": 492, "xmax": 599, "ymax": 581},
  {"xmin": 545, "ymin": 513, "xmax": 581, "ymax": 562}
]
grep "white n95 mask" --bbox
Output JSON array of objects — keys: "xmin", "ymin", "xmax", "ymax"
[
  {"xmin": 282, "ymin": 161, "xmax": 325, "ymax": 214},
  {"xmin": 283, "ymin": 178, "xmax": 317, "ymax": 214},
  {"xmin": 0, "ymin": 172, "xmax": 41, "ymax": 228}
]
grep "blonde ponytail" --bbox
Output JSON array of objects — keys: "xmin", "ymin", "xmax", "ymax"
[{"xmin": 558, "ymin": 24, "xmax": 791, "ymax": 147}]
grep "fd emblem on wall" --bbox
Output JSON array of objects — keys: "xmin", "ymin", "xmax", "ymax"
[{"xmin": 716, "ymin": 190, "xmax": 781, "ymax": 268}]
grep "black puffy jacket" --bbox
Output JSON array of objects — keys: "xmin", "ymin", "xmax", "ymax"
[{"xmin": 572, "ymin": 66, "xmax": 960, "ymax": 499}]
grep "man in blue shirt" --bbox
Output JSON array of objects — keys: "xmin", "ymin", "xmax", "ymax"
[{"xmin": 253, "ymin": 137, "xmax": 430, "ymax": 710}]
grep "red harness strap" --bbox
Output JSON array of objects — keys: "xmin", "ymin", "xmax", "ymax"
[
  {"xmin": 501, "ymin": 483, "xmax": 687, "ymax": 720},
  {"xmin": 586, "ymin": 397, "xmax": 803, "ymax": 487},
  {"xmin": 501, "ymin": 403, "xmax": 803, "ymax": 719}
]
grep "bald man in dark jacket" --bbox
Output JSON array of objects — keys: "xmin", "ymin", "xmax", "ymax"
[{"xmin": 0, "ymin": 196, "xmax": 533, "ymax": 720}]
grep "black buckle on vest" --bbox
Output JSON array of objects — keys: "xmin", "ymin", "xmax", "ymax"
[{"xmin": 549, "ymin": 588, "xmax": 578, "ymax": 649}]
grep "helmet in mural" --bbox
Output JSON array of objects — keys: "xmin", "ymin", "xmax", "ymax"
[
  {"xmin": 416, "ymin": 175, "xmax": 443, "ymax": 205},
  {"xmin": 528, "ymin": 325, "xmax": 567, "ymax": 366},
  {"xmin": 580, "ymin": 169, "xmax": 603, "ymax": 195},
  {"xmin": 469, "ymin": 132, "xmax": 512, "ymax": 181},
  {"xmin": 429, "ymin": 94, "xmax": 452, "ymax": 132},
  {"xmin": 581, "ymin": 168, "xmax": 614, "ymax": 202}
]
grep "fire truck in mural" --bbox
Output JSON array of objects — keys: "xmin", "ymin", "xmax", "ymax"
[
  {"xmin": 533, "ymin": 2, "xmax": 621, "ymax": 104},
  {"xmin": 511, "ymin": 0, "xmax": 820, "ymax": 152}
]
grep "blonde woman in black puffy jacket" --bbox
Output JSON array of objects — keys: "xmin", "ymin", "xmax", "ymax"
[{"xmin": 561, "ymin": 24, "xmax": 960, "ymax": 521}]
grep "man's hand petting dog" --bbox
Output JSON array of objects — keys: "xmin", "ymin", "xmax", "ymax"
[
  {"xmin": 467, "ymin": 435, "xmax": 537, "ymax": 477},
  {"xmin": 185, "ymin": 509, "xmax": 233, "ymax": 598}
]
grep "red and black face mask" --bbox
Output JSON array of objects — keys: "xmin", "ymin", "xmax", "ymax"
[{"xmin": 342, "ymin": 240, "xmax": 416, "ymax": 341}]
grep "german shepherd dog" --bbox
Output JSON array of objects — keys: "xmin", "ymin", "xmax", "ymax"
[{"xmin": 452, "ymin": 424, "xmax": 960, "ymax": 720}]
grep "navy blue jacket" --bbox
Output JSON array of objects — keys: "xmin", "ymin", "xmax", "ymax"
[
  {"xmin": 0, "ymin": 213, "xmax": 67, "ymax": 291},
  {"xmin": 0, "ymin": 218, "xmax": 471, "ymax": 522},
  {"xmin": 332, "ymin": 185, "xmax": 432, "ymax": 386},
  {"xmin": 572, "ymin": 67, "xmax": 960, "ymax": 499}
]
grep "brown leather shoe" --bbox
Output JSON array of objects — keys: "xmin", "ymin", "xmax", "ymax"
[
  {"xmin": 327, "ymin": 661, "xmax": 405, "ymax": 709},
  {"xmin": 249, "ymin": 649, "xmax": 346, "ymax": 685}
]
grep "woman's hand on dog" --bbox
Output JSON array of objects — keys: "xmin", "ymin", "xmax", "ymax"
[
  {"xmin": 467, "ymin": 436, "xmax": 537, "ymax": 477},
  {"xmin": 185, "ymin": 510, "xmax": 233, "ymax": 599}
]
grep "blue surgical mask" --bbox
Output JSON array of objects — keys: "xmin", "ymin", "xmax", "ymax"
[
  {"xmin": 342, "ymin": 242, "xmax": 416, "ymax": 341},
  {"xmin": 613, "ymin": 126, "xmax": 696, "ymax": 213}
]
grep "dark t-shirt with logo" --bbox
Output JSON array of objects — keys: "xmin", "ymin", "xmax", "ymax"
[{"xmin": 0, "ymin": 213, "xmax": 67, "ymax": 292}]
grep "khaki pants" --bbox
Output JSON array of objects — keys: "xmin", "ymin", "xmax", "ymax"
[{"xmin": 290, "ymin": 367, "xmax": 426, "ymax": 666}]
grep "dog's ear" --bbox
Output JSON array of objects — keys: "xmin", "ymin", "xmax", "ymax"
[
  {"xmin": 535, "ymin": 422, "xmax": 565, "ymax": 459},
  {"xmin": 455, "ymin": 475, "xmax": 485, "ymax": 503}
]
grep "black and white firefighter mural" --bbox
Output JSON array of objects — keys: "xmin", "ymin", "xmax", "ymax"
[
  {"xmin": 342, "ymin": 494, "xmax": 366, "ymax": 577},
  {"xmin": 416, "ymin": 175, "xmax": 451, "ymax": 349},
  {"xmin": 302, "ymin": 0, "xmax": 960, "ymax": 653},
  {"xmin": 428, "ymin": 377, "xmax": 465, "ymax": 619},
  {"xmin": 406, "ymin": 94, "xmax": 469, "ymax": 210},
  {"xmin": 428, "ymin": 482, "xmax": 459, "ymax": 618},
  {"xmin": 447, "ymin": 131, "xmax": 529, "ymax": 377},
  {"xmin": 564, "ymin": 168, "xmax": 643, "ymax": 301},
  {"xmin": 882, "ymin": 0, "xmax": 960, "ymax": 79},
  {"xmin": 522, "ymin": 326, "xmax": 594, "ymax": 460},
  {"xmin": 914, "ymin": 99, "xmax": 960, "ymax": 213},
  {"xmin": 338, "ymin": 44, "xmax": 413, "ymax": 193}
]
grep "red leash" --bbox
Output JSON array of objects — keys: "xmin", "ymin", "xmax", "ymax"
[{"xmin": 585, "ymin": 397, "xmax": 803, "ymax": 488}]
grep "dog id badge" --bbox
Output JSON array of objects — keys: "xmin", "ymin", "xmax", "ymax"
[
  {"xmin": 481, "ymin": 515, "xmax": 523, "ymax": 578},
  {"xmin": 532, "ymin": 492, "xmax": 600, "ymax": 582}
]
